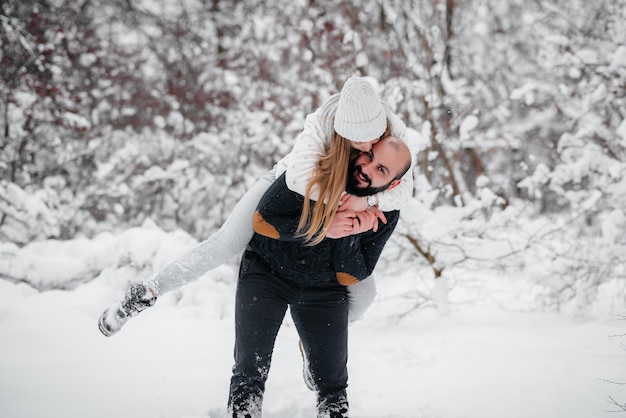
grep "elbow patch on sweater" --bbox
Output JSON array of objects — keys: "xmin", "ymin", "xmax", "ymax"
[
  {"xmin": 253, "ymin": 211, "xmax": 280, "ymax": 239},
  {"xmin": 336, "ymin": 272, "xmax": 359, "ymax": 286}
]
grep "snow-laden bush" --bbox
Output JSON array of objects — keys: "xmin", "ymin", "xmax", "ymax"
[
  {"xmin": 0, "ymin": 181, "xmax": 59, "ymax": 244},
  {"xmin": 0, "ymin": 219, "xmax": 197, "ymax": 291}
]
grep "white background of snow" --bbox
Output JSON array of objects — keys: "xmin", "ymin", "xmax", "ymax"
[
  {"xmin": 0, "ymin": 225, "xmax": 624, "ymax": 418},
  {"xmin": 2, "ymin": 3, "xmax": 625, "ymax": 416}
]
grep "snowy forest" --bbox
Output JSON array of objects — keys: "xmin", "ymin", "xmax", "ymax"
[
  {"xmin": 3, "ymin": 0, "xmax": 626, "ymax": 313},
  {"xmin": 1, "ymin": 0, "xmax": 626, "ymax": 417}
]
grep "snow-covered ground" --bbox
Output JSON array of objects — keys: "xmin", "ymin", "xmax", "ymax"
[{"xmin": 0, "ymin": 225, "xmax": 624, "ymax": 418}]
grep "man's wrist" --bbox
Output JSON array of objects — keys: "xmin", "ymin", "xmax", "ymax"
[{"xmin": 367, "ymin": 194, "xmax": 378, "ymax": 208}]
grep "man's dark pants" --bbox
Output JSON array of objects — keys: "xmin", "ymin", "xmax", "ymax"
[{"xmin": 228, "ymin": 250, "xmax": 349, "ymax": 417}]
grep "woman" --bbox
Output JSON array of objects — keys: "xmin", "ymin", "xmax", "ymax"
[{"xmin": 98, "ymin": 76, "xmax": 413, "ymax": 337}]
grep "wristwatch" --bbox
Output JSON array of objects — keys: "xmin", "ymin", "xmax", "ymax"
[{"xmin": 367, "ymin": 194, "xmax": 377, "ymax": 208}]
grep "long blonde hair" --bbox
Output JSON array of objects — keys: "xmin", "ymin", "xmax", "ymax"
[{"xmin": 297, "ymin": 122, "xmax": 391, "ymax": 246}]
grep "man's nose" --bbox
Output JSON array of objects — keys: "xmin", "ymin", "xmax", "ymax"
[{"xmin": 360, "ymin": 162, "xmax": 373, "ymax": 178}]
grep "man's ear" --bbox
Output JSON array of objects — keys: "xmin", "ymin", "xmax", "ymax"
[{"xmin": 386, "ymin": 179, "xmax": 401, "ymax": 191}]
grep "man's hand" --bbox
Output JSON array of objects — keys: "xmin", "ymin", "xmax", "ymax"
[
  {"xmin": 326, "ymin": 210, "xmax": 359, "ymax": 239},
  {"xmin": 325, "ymin": 206, "xmax": 387, "ymax": 239},
  {"xmin": 337, "ymin": 194, "xmax": 368, "ymax": 213},
  {"xmin": 354, "ymin": 206, "xmax": 386, "ymax": 233}
]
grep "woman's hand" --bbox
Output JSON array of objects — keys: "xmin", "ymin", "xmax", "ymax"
[{"xmin": 337, "ymin": 194, "xmax": 368, "ymax": 213}]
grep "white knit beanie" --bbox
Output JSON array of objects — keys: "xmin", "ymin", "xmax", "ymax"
[{"xmin": 334, "ymin": 76, "xmax": 386, "ymax": 142}]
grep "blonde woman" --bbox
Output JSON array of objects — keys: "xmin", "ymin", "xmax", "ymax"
[{"xmin": 98, "ymin": 76, "xmax": 413, "ymax": 337}]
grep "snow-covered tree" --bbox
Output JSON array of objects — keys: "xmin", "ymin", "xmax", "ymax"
[{"xmin": 1, "ymin": 0, "xmax": 625, "ymax": 312}]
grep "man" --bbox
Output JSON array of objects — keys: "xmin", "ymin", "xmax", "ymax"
[{"xmin": 228, "ymin": 135, "xmax": 412, "ymax": 418}]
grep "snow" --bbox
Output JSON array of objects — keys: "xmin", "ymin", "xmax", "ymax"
[
  {"xmin": 459, "ymin": 115, "xmax": 479, "ymax": 142},
  {"xmin": 618, "ymin": 119, "xmax": 626, "ymax": 145},
  {"xmin": 0, "ymin": 226, "xmax": 624, "ymax": 418},
  {"xmin": 610, "ymin": 45, "xmax": 626, "ymax": 71}
]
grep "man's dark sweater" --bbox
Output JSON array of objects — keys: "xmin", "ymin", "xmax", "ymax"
[{"xmin": 248, "ymin": 173, "xmax": 399, "ymax": 287}]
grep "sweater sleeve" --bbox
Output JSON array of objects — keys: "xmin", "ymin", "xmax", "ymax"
[
  {"xmin": 277, "ymin": 94, "xmax": 341, "ymax": 202},
  {"xmin": 333, "ymin": 210, "xmax": 400, "ymax": 285},
  {"xmin": 252, "ymin": 173, "xmax": 310, "ymax": 242}
]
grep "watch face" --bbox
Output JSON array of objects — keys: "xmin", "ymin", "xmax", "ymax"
[{"xmin": 368, "ymin": 195, "xmax": 376, "ymax": 206}]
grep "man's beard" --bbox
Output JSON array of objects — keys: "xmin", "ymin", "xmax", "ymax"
[{"xmin": 345, "ymin": 158, "xmax": 393, "ymax": 197}]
